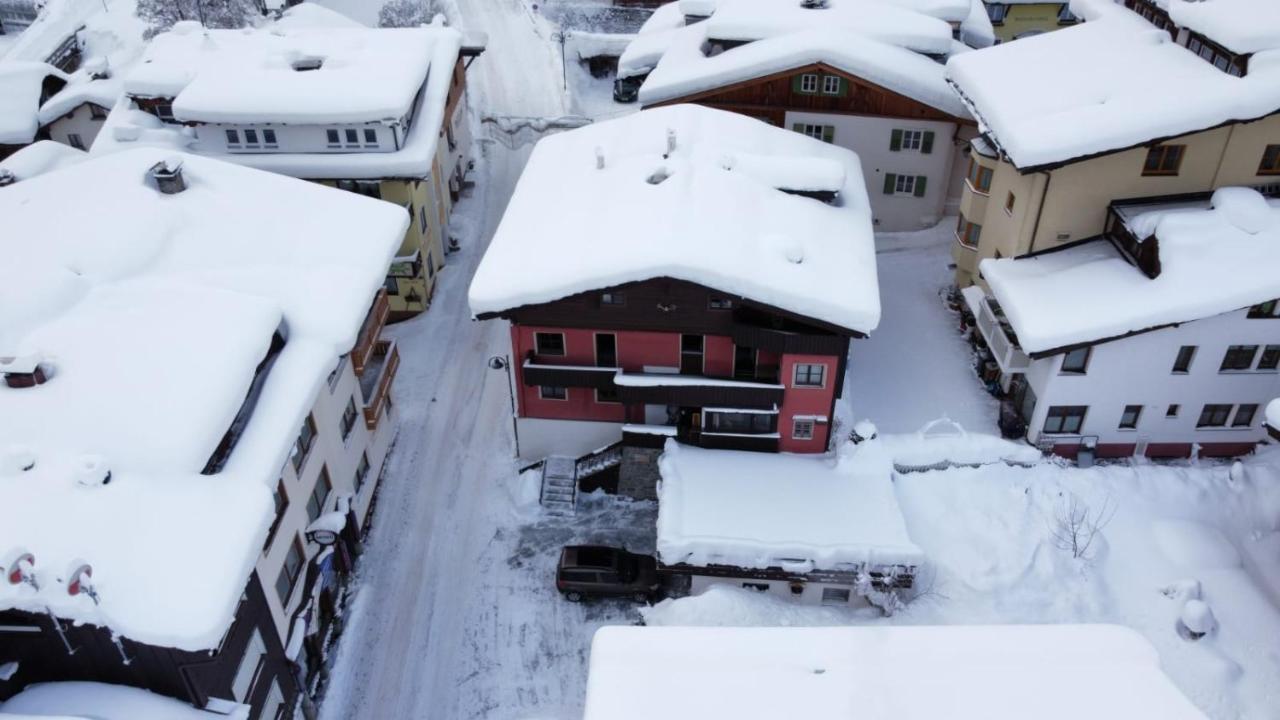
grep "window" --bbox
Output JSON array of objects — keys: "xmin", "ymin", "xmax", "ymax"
[
  {"xmin": 794, "ymin": 123, "xmax": 834, "ymax": 143},
  {"xmin": 290, "ymin": 414, "xmax": 317, "ymax": 473},
  {"xmin": 262, "ymin": 128, "xmax": 278, "ymax": 148},
  {"xmin": 1220, "ymin": 345, "xmax": 1259, "ymax": 371},
  {"xmin": 154, "ymin": 102, "xmax": 175, "ymax": 121},
  {"xmin": 1259, "ymin": 345, "xmax": 1280, "ymax": 370},
  {"xmin": 821, "ymin": 587, "xmax": 851, "ymax": 605},
  {"xmin": 899, "ymin": 129, "xmax": 923, "ymax": 151},
  {"xmin": 793, "ymin": 363, "xmax": 826, "ymax": 387},
  {"xmin": 1260, "ymin": 145, "xmax": 1280, "ymax": 175},
  {"xmin": 601, "ymin": 292, "xmax": 626, "ymax": 306},
  {"xmin": 1172, "ymin": 345, "xmax": 1196, "ymax": 373},
  {"xmin": 340, "ymin": 397, "xmax": 359, "ymax": 441},
  {"xmin": 539, "ymin": 386, "xmax": 567, "ymax": 400},
  {"xmin": 742, "ymin": 582, "xmax": 770, "ymax": 592},
  {"xmin": 354, "ymin": 452, "xmax": 371, "ymax": 493},
  {"xmin": 966, "ymin": 159, "xmax": 993, "ymax": 193},
  {"xmin": 1004, "ymin": 191, "xmax": 1016, "ymax": 214},
  {"xmin": 66, "ymin": 133, "xmax": 84, "ymax": 150},
  {"xmin": 326, "ymin": 129, "xmax": 341, "ymax": 147},
  {"xmin": 1058, "ymin": 3, "xmax": 1079, "ymax": 23},
  {"xmin": 364, "ymin": 128, "xmax": 378, "ymax": 146},
  {"xmin": 595, "ymin": 387, "xmax": 620, "ymax": 403},
  {"xmin": 705, "ymin": 411, "xmax": 775, "ymax": 434},
  {"xmin": 955, "ymin": 216, "xmax": 982, "ymax": 248},
  {"xmin": 1167, "ymin": 404, "xmax": 1180, "ymax": 418},
  {"xmin": 1043, "ymin": 406, "xmax": 1087, "ymax": 434},
  {"xmin": 1142, "ymin": 144, "xmax": 1185, "ymax": 176},
  {"xmin": 344, "ymin": 129, "xmax": 359, "ymax": 145},
  {"xmin": 891, "ymin": 129, "xmax": 934, "ymax": 153},
  {"xmin": 793, "ymin": 418, "xmax": 815, "ymax": 440},
  {"xmin": 1119, "ymin": 405, "xmax": 1142, "ymax": 430},
  {"xmin": 708, "ymin": 296, "xmax": 734, "ymax": 310},
  {"xmin": 307, "ymin": 466, "xmax": 331, "ymax": 523},
  {"xmin": 534, "ymin": 332, "xmax": 566, "ymax": 356},
  {"xmin": 680, "ymin": 334, "xmax": 704, "ymax": 375},
  {"xmin": 1197, "ymin": 404, "xmax": 1233, "ymax": 428},
  {"xmin": 1060, "ymin": 347, "xmax": 1091, "ymax": 374},
  {"xmin": 821, "ymin": 75, "xmax": 842, "ymax": 95},
  {"xmin": 384, "ymin": 276, "xmax": 400, "ymax": 296},
  {"xmin": 226, "ymin": 129, "xmax": 241, "ymax": 147},
  {"xmin": 1248, "ymin": 300, "xmax": 1280, "ymax": 318},
  {"xmin": 232, "ymin": 630, "xmax": 266, "ymax": 701},
  {"xmin": 264, "ymin": 480, "xmax": 287, "ymax": 552},
  {"xmin": 595, "ymin": 333, "xmax": 617, "ymax": 368},
  {"xmin": 244, "ymin": 129, "xmax": 260, "ymax": 147},
  {"xmin": 798, "ymin": 73, "xmax": 818, "ymax": 93},
  {"xmin": 986, "ymin": 2, "xmax": 1007, "ymax": 23},
  {"xmin": 416, "ymin": 205, "xmax": 428, "ymax": 234},
  {"xmin": 1233, "ymin": 404, "xmax": 1259, "ymax": 427},
  {"xmin": 427, "ymin": 253, "xmax": 436, "ymax": 279},
  {"xmin": 275, "ymin": 537, "xmax": 304, "ymax": 604},
  {"xmin": 884, "ymin": 173, "xmax": 927, "ymax": 197},
  {"xmin": 89, "ymin": 104, "xmax": 108, "ymax": 119}
]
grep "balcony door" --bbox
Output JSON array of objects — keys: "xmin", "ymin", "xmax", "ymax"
[
  {"xmin": 595, "ymin": 333, "xmax": 617, "ymax": 368},
  {"xmin": 680, "ymin": 334, "xmax": 704, "ymax": 375},
  {"xmin": 733, "ymin": 345, "xmax": 757, "ymax": 380}
]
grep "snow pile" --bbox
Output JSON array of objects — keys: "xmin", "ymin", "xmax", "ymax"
[
  {"xmin": 468, "ymin": 104, "xmax": 880, "ymax": 335},
  {"xmin": 567, "ymin": 31, "xmax": 634, "ymax": 61},
  {"xmin": 0, "ymin": 149, "xmax": 407, "ymax": 650},
  {"xmin": 0, "ymin": 140, "xmax": 87, "ymax": 180},
  {"xmin": 947, "ymin": 9, "xmax": 1280, "ymax": 170},
  {"xmin": 703, "ymin": 0, "xmax": 955, "ymax": 55},
  {"xmin": 878, "ymin": 418, "xmax": 1042, "ymax": 470},
  {"xmin": 656, "ymin": 440, "xmax": 924, "ymax": 570},
  {"xmin": 37, "ymin": 73, "xmax": 122, "ymax": 125},
  {"xmin": 582, "ymin": 624, "xmax": 1208, "ymax": 719},
  {"xmin": 0, "ymin": 681, "xmax": 227, "ymax": 719},
  {"xmin": 642, "ymin": 583, "xmax": 865, "ymax": 626},
  {"xmin": 1163, "ymin": 0, "xmax": 1280, "ymax": 55},
  {"xmin": 0, "ymin": 62, "xmax": 67, "ymax": 144},
  {"xmin": 981, "ymin": 188, "xmax": 1280, "ymax": 353}
]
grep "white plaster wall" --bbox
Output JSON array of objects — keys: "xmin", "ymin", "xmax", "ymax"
[
  {"xmin": 45, "ymin": 105, "xmax": 106, "ymax": 151},
  {"xmin": 516, "ymin": 417, "xmax": 622, "ymax": 462},
  {"xmin": 689, "ymin": 574, "xmax": 869, "ymax": 607},
  {"xmin": 1024, "ymin": 309, "xmax": 1280, "ymax": 449},
  {"xmin": 194, "ymin": 122, "xmax": 400, "ymax": 154},
  {"xmin": 784, "ymin": 111, "xmax": 957, "ymax": 231}
]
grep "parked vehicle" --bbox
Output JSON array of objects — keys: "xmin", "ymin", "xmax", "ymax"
[{"xmin": 556, "ymin": 545, "xmax": 661, "ymax": 603}]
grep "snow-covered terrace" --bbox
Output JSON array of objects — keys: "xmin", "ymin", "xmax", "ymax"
[
  {"xmin": 94, "ymin": 16, "xmax": 463, "ymax": 181},
  {"xmin": 655, "ymin": 441, "xmax": 924, "ymax": 570},
  {"xmin": 946, "ymin": 4, "xmax": 1280, "ymax": 170},
  {"xmin": 980, "ymin": 187, "xmax": 1280, "ymax": 354},
  {"xmin": 583, "ymin": 624, "xmax": 1208, "ymax": 719},
  {"xmin": 468, "ymin": 104, "xmax": 881, "ymax": 335},
  {"xmin": 0, "ymin": 148, "xmax": 406, "ymax": 650}
]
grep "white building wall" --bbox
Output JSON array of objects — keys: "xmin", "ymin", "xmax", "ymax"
[
  {"xmin": 517, "ymin": 417, "xmax": 622, "ymax": 462},
  {"xmin": 784, "ymin": 111, "xmax": 957, "ymax": 231},
  {"xmin": 689, "ymin": 574, "xmax": 870, "ymax": 608},
  {"xmin": 193, "ymin": 122, "xmax": 400, "ymax": 155},
  {"xmin": 1023, "ymin": 308, "xmax": 1280, "ymax": 452},
  {"xmin": 45, "ymin": 104, "xmax": 107, "ymax": 151}
]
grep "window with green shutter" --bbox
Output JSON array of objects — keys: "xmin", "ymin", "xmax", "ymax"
[
  {"xmin": 883, "ymin": 173, "xmax": 896, "ymax": 195},
  {"xmin": 890, "ymin": 129, "xmax": 902, "ymax": 152},
  {"xmin": 921, "ymin": 131, "xmax": 935, "ymax": 154},
  {"xmin": 914, "ymin": 176, "xmax": 928, "ymax": 197},
  {"xmin": 793, "ymin": 73, "xmax": 819, "ymax": 94},
  {"xmin": 793, "ymin": 123, "xmax": 835, "ymax": 143}
]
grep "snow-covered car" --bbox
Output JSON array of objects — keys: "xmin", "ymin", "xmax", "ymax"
[{"xmin": 556, "ymin": 546, "xmax": 661, "ymax": 603}]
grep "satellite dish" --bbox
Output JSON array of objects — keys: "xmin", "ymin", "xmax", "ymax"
[
  {"xmin": 6, "ymin": 552, "xmax": 35, "ymax": 586},
  {"xmin": 67, "ymin": 564, "xmax": 92, "ymax": 597}
]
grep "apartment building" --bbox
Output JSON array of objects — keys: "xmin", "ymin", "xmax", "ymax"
[
  {"xmin": 101, "ymin": 15, "xmax": 480, "ymax": 319},
  {"xmin": 618, "ymin": 0, "xmax": 984, "ymax": 230},
  {"xmin": 0, "ymin": 147, "xmax": 405, "ymax": 719},
  {"xmin": 982, "ymin": 1, "xmax": 1079, "ymax": 42},
  {"xmin": 469, "ymin": 105, "xmax": 880, "ymax": 492}
]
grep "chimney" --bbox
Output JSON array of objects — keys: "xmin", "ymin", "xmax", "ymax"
[
  {"xmin": 149, "ymin": 158, "xmax": 186, "ymax": 194},
  {"xmin": 595, "ymin": 145, "xmax": 605, "ymax": 169},
  {"xmin": 666, "ymin": 128, "xmax": 677, "ymax": 157},
  {"xmin": 0, "ymin": 353, "xmax": 48, "ymax": 388},
  {"xmin": 0, "ymin": 169, "xmax": 15, "ymax": 188}
]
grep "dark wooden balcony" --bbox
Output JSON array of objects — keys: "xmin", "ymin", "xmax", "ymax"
[
  {"xmin": 360, "ymin": 339, "xmax": 399, "ymax": 430},
  {"xmin": 615, "ymin": 372, "xmax": 784, "ymax": 410},
  {"xmin": 352, "ymin": 289, "xmax": 390, "ymax": 377},
  {"xmin": 521, "ymin": 358, "xmax": 618, "ymax": 389}
]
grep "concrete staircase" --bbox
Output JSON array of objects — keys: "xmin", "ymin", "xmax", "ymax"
[{"xmin": 540, "ymin": 455, "xmax": 578, "ymax": 516}]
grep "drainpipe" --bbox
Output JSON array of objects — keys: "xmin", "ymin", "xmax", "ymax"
[
  {"xmin": 1208, "ymin": 124, "xmax": 1236, "ymax": 189},
  {"xmin": 1026, "ymin": 170, "xmax": 1052, "ymax": 256}
]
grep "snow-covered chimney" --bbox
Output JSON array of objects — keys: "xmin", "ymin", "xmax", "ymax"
[
  {"xmin": 595, "ymin": 146, "xmax": 605, "ymax": 170},
  {"xmin": 149, "ymin": 158, "xmax": 186, "ymax": 194},
  {"xmin": 1, "ymin": 353, "xmax": 48, "ymax": 388},
  {"xmin": 666, "ymin": 128, "xmax": 677, "ymax": 156},
  {"xmin": 74, "ymin": 455, "xmax": 111, "ymax": 487}
]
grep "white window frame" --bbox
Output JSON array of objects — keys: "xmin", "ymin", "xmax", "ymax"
[
  {"xmin": 821, "ymin": 75, "xmax": 841, "ymax": 95},
  {"xmin": 792, "ymin": 363, "xmax": 827, "ymax": 388},
  {"xmin": 232, "ymin": 630, "xmax": 266, "ymax": 702},
  {"xmin": 799, "ymin": 73, "xmax": 819, "ymax": 93},
  {"xmin": 900, "ymin": 129, "xmax": 923, "ymax": 151},
  {"xmin": 534, "ymin": 331, "xmax": 566, "ymax": 357},
  {"xmin": 539, "ymin": 386, "xmax": 568, "ymax": 401},
  {"xmin": 364, "ymin": 128, "xmax": 379, "ymax": 147},
  {"xmin": 243, "ymin": 128, "xmax": 261, "ymax": 149},
  {"xmin": 797, "ymin": 123, "xmax": 834, "ymax": 143},
  {"xmin": 262, "ymin": 128, "xmax": 278, "ymax": 148},
  {"xmin": 226, "ymin": 128, "xmax": 241, "ymax": 148},
  {"xmin": 793, "ymin": 418, "xmax": 816, "ymax": 440},
  {"xmin": 893, "ymin": 174, "xmax": 918, "ymax": 195}
]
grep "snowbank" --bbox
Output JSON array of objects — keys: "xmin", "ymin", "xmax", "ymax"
[
  {"xmin": 0, "ymin": 149, "xmax": 407, "ymax": 650},
  {"xmin": 981, "ymin": 189, "xmax": 1280, "ymax": 353},
  {"xmin": 0, "ymin": 681, "xmax": 225, "ymax": 719},
  {"xmin": 0, "ymin": 140, "xmax": 87, "ymax": 180},
  {"xmin": 0, "ymin": 62, "xmax": 67, "ymax": 145},
  {"xmin": 656, "ymin": 440, "xmax": 924, "ymax": 570},
  {"xmin": 642, "ymin": 583, "xmax": 863, "ymax": 626},
  {"xmin": 468, "ymin": 104, "xmax": 881, "ymax": 335},
  {"xmin": 583, "ymin": 624, "xmax": 1208, "ymax": 719},
  {"xmin": 879, "ymin": 418, "xmax": 1042, "ymax": 469}
]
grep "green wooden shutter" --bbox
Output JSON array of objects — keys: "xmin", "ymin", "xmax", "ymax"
[
  {"xmin": 838, "ymin": 77, "xmax": 850, "ymax": 97},
  {"xmin": 921, "ymin": 131, "xmax": 935, "ymax": 154},
  {"xmin": 883, "ymin": 173, "xmax": 896, "ymax": 195},
  {"xmin": 821, "ymin": 125, "xmax": 834, "ymax": 144},
  {"xmin": 792, "ymin": 123, "xmax": 804, "ymax": 134},
  {"xmin": 890, "ymin": 129, "xmax": 902, "ymax": 151},
  {"xmin": 913, "ymin": 176, "xmax": 928, "ymax": 197}
]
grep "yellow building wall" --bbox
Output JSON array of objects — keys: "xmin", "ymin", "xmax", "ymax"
[{"xmin": 990, "ymin": 3, "xmax": 1075, "ymax": 43}]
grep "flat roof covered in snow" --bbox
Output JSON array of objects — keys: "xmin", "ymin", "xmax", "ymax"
[
  {"xmin": 656, "ymin": 440, "xmax": 923, "ymax": 570},
  {"xmin": 0, "ymin": 149, "xmax": 407, "ymax": 650},
  {"xmin": 981, "ymin": 188, "xmax": 1280, "ymax": 354},
  {"xmin": 468, "ymin": 104, "xmax": 881, "ymax": 335},
  {"xmin": 1159, "ymin": 0, "xmax": 1280, "ymax": 55},
  {"xmin": 0, "ymin": 681, "xmax": 226, "ymax": 719},
  {"xmin": 583, "ymin": 624, "xmax": 1209, "ymax": 720},
  {"xmin": 0, "ymin": 62, "xmax": 66, "ymax": 145},
  {"xmin": 703, "ymin": 0, "xmax": 957, "ymax": 55},
  {"xmin": 946, "ymin": 5, "xmax": 1280, "ymax": 170}
]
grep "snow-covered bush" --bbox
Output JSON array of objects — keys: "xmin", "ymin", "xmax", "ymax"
[
  {"xmin": 136, "ymin": 0, "xmax": 258, "ymax": 39},
  {"xmin": 378, "ymin": 0, "xmax": 441, "ymax": 28},
  {"xmin": 1179, "ymin": 599, "xmax": 1217, "ymax": 640}
]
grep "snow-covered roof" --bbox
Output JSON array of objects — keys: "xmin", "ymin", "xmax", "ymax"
[
  {"xmin": 1160, "ymin": 0, "xmax": 1280, "ymax": 55},
  {"xmin": 981, "ymin": 188, "xmax": 1280, "ymax": 354},
  {"xmin": 95, "ymin": 21, "xmax": 463, "ymax": 180},
  {"xmin": 0, "ymin": 148, "xmax": 407, "ymax": 650},
  {"xmin": 703, "ymin": 0, "xmax": 957, "ymax": 55},
  {"xmin": 1267, "ymin": 398, "xmax": 1280, "ymax": 431},
  {"xmin": 0, "ymin": 139, "xmax": 86, "ymax": 180},
  {"xmin": 125, "ymin": 22, "xmax": 436, "ymax": 124},
  {"xmin": 639, "ymin": 25, "xmax": 969, "ymax": 117},
  {"xmin": 947, "ymin": 7, "xmax": 1280, "ymax": 170},
  {"xmin": 583, "ymin": 624, "xmax": 1209, "ymax": 720},
  {"xmin": 656, "ymin": 440, "xmax": 923, "ymax": 570},
  {"xmin": 0, "ymin": 61, "xmax": 66, "ymax": 144},
  {"xmin": 468, "ymin": 104, "xmax": 881, "ymax": 335},
  {"xmin": 37, "ymin": 73, "xmax": 120, "ymax": 124},
  {"xmin": 0, "ymin": 681, "xmax": 227, "ymax": 719}
]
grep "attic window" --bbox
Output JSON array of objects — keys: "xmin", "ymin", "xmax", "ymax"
[{"xmin": 292, "ymin": 57, "xmax": 324, "ymax": 72}]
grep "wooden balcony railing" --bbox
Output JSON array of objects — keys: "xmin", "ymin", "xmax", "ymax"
[
  {"xmin": 362, "ymin": 339, "xmax": 400, "ymax": 431},
  {"xmin": 353, "ymin": 289, "xmax": 390, "ymax": 377}
]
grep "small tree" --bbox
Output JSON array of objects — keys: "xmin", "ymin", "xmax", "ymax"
[
  {"xmin": 1049, "ymin": 492, "xmax": 1116, "ymax": 560},
  {"xmin": 378, "ymin": 0, "xmax": 441, "ymax": 28},
  {"xmin": 136, "ymin": 0, "xmax": 259, "ymax": 38}
]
